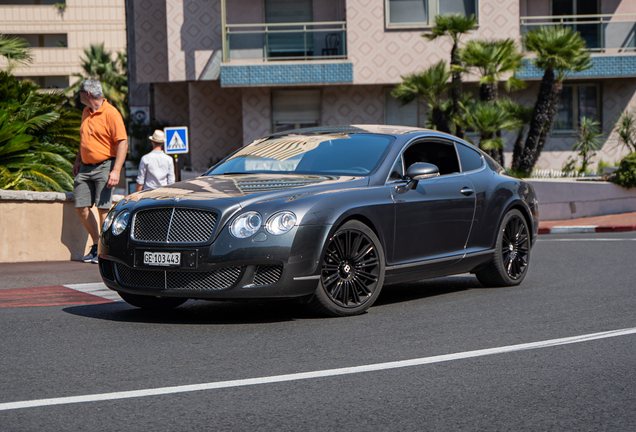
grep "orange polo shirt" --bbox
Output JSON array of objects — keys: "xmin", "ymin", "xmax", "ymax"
[{"xmin": 79, "ymin": 100, "xmax": 127, "ymax": 164}]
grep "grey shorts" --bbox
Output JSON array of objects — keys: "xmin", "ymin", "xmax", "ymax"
[{"xmin": 74, "ymin": 158, "xmax": 116, "ymax": 209}]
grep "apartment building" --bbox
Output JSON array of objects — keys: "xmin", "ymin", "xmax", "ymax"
[
  {"xmin": 126, "ymin": 0, "xmax": 636, "ymax": 172},
  {"xmin": 0, "ymin": 0, "xmax": 126, "ymax": 89}
]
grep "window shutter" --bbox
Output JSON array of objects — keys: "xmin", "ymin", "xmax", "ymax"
[{"xmin": 272, "ymin": 90, "xmax": 321, "ymax": 124}]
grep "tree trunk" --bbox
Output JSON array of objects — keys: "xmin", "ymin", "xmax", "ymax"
[
  {"xmin": 479, "ymin": 82, "xmax": 498, "ymax": 102},
  {"xmin": 450, "ymin": 43, "xmax": 465, "ymax": 139},
  {"xmin": 511, "ymin": 126, "xmax": 526, "ymax": 171},
  {"xmin": 479, "ymin": 82, "xmax": 502, "ymax": 164},
  {"xmin": 432, "ymin": 107, "xmax": 452, "ymax": 134},
  {"xmin": 517, "ymin": 68, "xmax": 556, "ymax": 175},
  {"xmin": 531, "ymin": 80, "xmax": 564, "ymax": 169}
]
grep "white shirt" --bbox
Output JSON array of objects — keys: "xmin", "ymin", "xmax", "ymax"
[{"xmin": 136, "ymin": 150, "xmax": 176, "ymax": 190}]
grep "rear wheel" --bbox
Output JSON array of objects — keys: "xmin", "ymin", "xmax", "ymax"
[
  {"xmin": 308, "ymin": 220, "xmax": 385, "ymax": 317},
  {"xmin": 119, "ymin": 292, "xmax": 187, "ymax": 310},
  {"xmin": 476, "ymin": 209, "xmax": 530, "ymax": 287}
]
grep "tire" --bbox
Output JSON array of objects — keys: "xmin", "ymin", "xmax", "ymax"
[
  {"xmin": 476, "ymin": 209, "xmax": 531, "ymax": 287},
  {"xmin": 118, "ymin": 292, "xmax": 187, "ymax": 311},
  {"xmin": 308, "ymin": 220, "xmax": 385, "ymax": 317}
]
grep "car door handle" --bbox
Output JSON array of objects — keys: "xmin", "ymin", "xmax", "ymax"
[{"xmin": 460, "ymin": 187, "xmax": 474, "ymax": 196}]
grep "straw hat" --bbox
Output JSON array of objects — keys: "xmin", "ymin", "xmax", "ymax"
[{"xmin": 149, "ymin": 129, "xmax": 165, "ymax": 143}]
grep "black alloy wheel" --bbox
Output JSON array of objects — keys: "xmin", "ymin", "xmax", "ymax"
[
  {"xmin": 309, "ymin": 220, "xmax": 385, "ymax": 316},
  {"xmin": 476, "ymin": 209, "xmax": 530, "ymax": 287}
]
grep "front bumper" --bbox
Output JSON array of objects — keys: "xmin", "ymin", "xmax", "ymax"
[{"xmin": 98, "ymin": 224, "xmax": 331, "ymax": 300}]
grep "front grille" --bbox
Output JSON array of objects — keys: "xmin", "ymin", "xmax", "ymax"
[
  {"xmin": 99, "ymin": 259, "xmax": 115, "ymax": 281},
  {"xmin": 132, "ymin": 208, "xmax": 217, "ymax": 243},
  {"xmin": 253, "ymin": 265, "xmax": 283, "ymax": 286},
  {"xmin": 114, "ymin": 263, "xmax": 241, "ymax": 291}
]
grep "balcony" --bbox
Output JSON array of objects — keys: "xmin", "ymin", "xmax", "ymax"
[
  {"xmin": 520, "ymin": 14, "xmax": 636, "ymax": 54},
  {"xmin": 223, "ymin": 21, "xmax": 347, "ymax": 62}
]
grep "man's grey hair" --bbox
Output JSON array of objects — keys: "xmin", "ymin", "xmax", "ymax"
[{"xmin": 81, "ymin": 79, "xmax": 103, "ymax": 99}]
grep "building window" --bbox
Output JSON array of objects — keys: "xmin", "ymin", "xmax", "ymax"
[
  {"xmin": 386, "ymin": 0, "xmax": 477, "ymax": 27},
  {"xmin": 16, "ymin": 76, "xmax": 69, "ymax": 88},
  {"xmin": 385, "ymin": 89, "xmax": 418, "ymax": 127},
  {"xmin": 553, "ymin": 84, "xmax": 600, "ymax": 132},
  {"xmin": 272, "ymin": 90, "xmax": 321, "ymax": 132},
  {"xmin": 5, "ymin": 34, "xmax": 67, "ymax": 48}
]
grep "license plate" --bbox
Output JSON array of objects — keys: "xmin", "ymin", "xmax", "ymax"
[{"xmin": 143, "ymin": 252, "xmax": 181, "ymax": 267}]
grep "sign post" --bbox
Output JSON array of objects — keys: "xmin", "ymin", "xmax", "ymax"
[{"xmin": 164, "ymin": 127, "xmax": 189, "ymax": 182}]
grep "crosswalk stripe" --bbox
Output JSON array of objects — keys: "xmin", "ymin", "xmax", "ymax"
[{"xmin": 63, "ymin": 283, "xmax": 122, "ymax": 302}]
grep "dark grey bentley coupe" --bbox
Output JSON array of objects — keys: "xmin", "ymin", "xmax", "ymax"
[{"xmin": 98, "ymin": 125, "xmax": 539, "ymax": 316}]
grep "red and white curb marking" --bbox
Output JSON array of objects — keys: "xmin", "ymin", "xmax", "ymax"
[
  {"xmin": 0, "ymin": 283, "xmax": 118, "ymax": 308},
  {"xmin": 539, "ymin": 225, "xmax": 636, "ymax": 234}
]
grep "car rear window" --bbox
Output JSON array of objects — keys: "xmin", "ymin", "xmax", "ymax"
[{"xmin": 207, "ymin": 133, "xmax": 394, "ymax": 176}]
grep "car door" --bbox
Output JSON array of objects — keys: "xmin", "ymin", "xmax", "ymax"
[{"xmin": 390, "ymin": 139, "xmax": 476, "ymax": 266}]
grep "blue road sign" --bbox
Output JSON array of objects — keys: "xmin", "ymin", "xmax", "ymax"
[{"xmin": 164, "ymin": 127, "xmax": 189, "ymax": 155}]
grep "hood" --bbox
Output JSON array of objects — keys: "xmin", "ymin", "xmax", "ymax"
[{"xmin": 122, "ymin": 173, "xmax": 367, "ymax": 208}]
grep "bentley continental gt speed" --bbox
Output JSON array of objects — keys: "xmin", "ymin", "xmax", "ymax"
[{"xmin": 98, "ymin": 125, "xmax": 539, "ymax": 316}]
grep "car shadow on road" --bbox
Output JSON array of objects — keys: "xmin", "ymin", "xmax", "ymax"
[
  {"xmin": 63, "ymin": 275, "xmax": 485, "ymax": 324},
  {"xmin": 374, "ymin": 275, "xmax": 483, "ymax": 307}
]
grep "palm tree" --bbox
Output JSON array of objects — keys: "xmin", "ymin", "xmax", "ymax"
[
  {"xmin": 0, "ymin": 34, "xmax": 33, "ymax": 72},
  {"xmin": 65, "ymin": 44, "xmax": 128, "ymax": 119},
  {"xmin": 460, "ymin": 38, "xmax": 525, "ymax": 164},
  {"xmin": 460, "ymin": 38, "xmax": 525, "ymax": 102},
  {"xmin": 0, "ymin": 112, "xmax": 74, "ymax": 191},
  {"xmin": 392, "ymin": 61, "xmax": 452, "ymax": 133},
  {"xmin": 463, "ymin": 100, "xmax": 520, "ymax": 154},
  {"xmin": 499, "ymin": 98, "xmax": 534, "ymax": 172},
  {"xmin": 0, "ymin": 71, "xmax": 79, "ymax": 191},
  {"xmin": 514, "ymin": 26, "xmax": 592, "ymax": 174},
  {"xmin": 615, "ymin": 110, "xmax": 636, "ymax": 153},
  {"xmin": 423, "ymin": 14, "xmax": 478, "ymax": 139},
  {"xmin": 573, "ymin": 117, "xmax": 603, "ymax": 174}
]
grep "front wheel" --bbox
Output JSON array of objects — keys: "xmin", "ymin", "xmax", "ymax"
[
  {"xmin": 308, "ymin": 220, "xmax": 385, "ymax": 317},
  {"xmin": 119, "ymin": 292, "xmax": 187, "ymax": 311},
  {"xmin": 476, "ymin": 209, "xmax": 531, "ymax": 287}
]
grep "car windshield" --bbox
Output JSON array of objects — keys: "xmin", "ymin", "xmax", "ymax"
[{"xmin": 206, "ymin": 133, "xmax": 394, "ymax": 176}]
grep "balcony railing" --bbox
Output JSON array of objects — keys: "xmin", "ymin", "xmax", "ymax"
[
  {"xmin": 223, "ymin": 21, "xmax": 347, "ymax": 62},
  {"xmin": 520, "ymin": 14, "xmax": 636, "ymax": 53}
]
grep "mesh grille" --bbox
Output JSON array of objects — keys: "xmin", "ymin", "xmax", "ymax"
[
  {"xmin": 167, "ymin": 268, "xmax": 242, "ymax": 291},
  {"xmin": 253, "ymin": 265, "xmax": 283, "ymax": 286},
  {"xmin": 114, "ymin": 263, "xmax": 241, "ymax": 291},
  {"xmin": 116, "ymin": 263, "xmax": 165, "ymax": 288},
  {"xmin": 132, "ymin": 208, "xmax": 217, "ymax": 243},
  {"xmin": 99, "ymin": 259, "xmax": 115, "ymax": 281}
]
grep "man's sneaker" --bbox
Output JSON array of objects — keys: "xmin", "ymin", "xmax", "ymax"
[{"xmin": 82, "ymin": 244, "xmax": 98, "ymax": 263}]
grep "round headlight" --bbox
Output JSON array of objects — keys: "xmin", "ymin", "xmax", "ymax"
[
  {"xmin": 230, "ymin": 212, "xmax": 262, "ymax": 238},
  {"xmin": 266, "ymin": 211, "xmax": 297, "ymax": 235},
  {"xmin": 111, "ymin": 210, "xmax": 130, "ymax": 236},
  {"xmin": 102, "ymin": 208, "xmax": 116, "ymax": 234}
]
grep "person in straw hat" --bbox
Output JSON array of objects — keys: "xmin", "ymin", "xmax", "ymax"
[{"xmin": 135, "ymin": 129, "xmax": 176, "ymax": 192}]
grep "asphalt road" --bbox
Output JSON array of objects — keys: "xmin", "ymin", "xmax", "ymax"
[{"xmin": 1, "ymin": 231, "xmax": 636, "ymax": 431}]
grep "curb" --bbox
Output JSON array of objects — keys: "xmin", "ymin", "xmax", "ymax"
[{"xmin": 539, "ymin": 225, "xmax": 636, "ymax": 234}]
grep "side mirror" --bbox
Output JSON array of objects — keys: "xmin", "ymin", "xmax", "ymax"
[{"xmin": 406, "ymin": 163, "xmax": 440, "ymax": 180}]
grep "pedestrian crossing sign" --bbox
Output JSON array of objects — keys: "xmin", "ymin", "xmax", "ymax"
[{"xmin": 164, "ymin": 127, "xmax": 189, "ymax": 155}]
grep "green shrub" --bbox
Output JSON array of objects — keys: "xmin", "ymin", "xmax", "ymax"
[{"xmin": 614, "ymin": 152, "xmax": 636, "ymax": 188}]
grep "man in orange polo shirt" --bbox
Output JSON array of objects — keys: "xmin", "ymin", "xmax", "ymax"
[{"xmin": 73, "ymin": 79, "xmax": 128, "ymax": 264}]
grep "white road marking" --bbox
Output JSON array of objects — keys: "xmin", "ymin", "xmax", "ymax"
[
  {"xmin": 2, "ymin": 327, "xmax": 636, "ymax": 412},
  {"xmin": 538, "ymin": 238, "xmax": 636, "ymax": 242},
  {"xmin": 63, "ymin": 283, "xmax": 122, "ymax": 302}
]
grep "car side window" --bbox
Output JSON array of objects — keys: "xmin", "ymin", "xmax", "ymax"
[
  {"xmin": 402, "ymin": 141, "xmax": 460, "ymax": 176},
  {"xmin": 388, "ymin": 157, "xmax": 404, "ymax": 182},
  {"xmin": 455, "ymin": 143, "xmax": 484, "ymax": 172}
]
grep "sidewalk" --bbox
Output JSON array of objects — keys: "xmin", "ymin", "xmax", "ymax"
[{"xmin": 538, "ymin": 211, "xmax": 636, "ymax": 234}]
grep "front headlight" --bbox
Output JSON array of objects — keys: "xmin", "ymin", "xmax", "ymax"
[
  {"xmin": 102, "ymin": 208, "xmax": 116, "ymax": 234},
  {"xmin": 265, "ymin": 211, "xmax": 297, "ymax": 235},
  {"xmin": 111, "ymin": 210, "xmax": 130, "ymax": 236},
  {"xmin": 230, "ymin": 211, "xmax": 262, "ymax": 238}
]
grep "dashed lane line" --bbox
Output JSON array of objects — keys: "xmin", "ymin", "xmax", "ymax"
[{"xmin": 1, "ymin": 327, "xmax": 635, "ymax": 411}]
